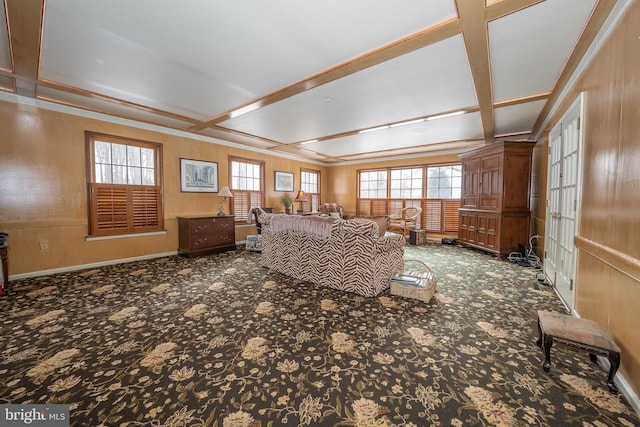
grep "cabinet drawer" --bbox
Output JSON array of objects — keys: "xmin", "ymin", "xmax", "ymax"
[
  {"xmin": 214, "ymin": 231, "xmax": 234, "ymax": 244},
  {"xmin": 190, "ymin": 218, "xmax": 217, "ymax": 235},
  {"xmin": 196, "ymin": 231, "xmax": 234, "ymax": 247}
]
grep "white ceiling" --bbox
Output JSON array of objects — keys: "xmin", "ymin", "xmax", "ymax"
[{"xmin": 0, "ymin": 0, "xmax": 618, "ymax": 164}]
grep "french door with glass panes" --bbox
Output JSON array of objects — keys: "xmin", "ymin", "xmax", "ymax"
[{"xmin": 544, "ymin": 95, "xmax": 583, "ymax": 312}]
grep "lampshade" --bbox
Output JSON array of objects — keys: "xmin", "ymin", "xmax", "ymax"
[{"xmin": 218, "ymin": 186, "xmax": 233, "ymax": 198}]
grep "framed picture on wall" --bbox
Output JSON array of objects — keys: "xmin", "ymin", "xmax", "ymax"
[
  {"xmin": 180, "ymin": 158, "xmax": 218, "ymax": 192},
  {"xmin": 274, "ymin": 171, "xmax": 294, "ymax": 192}
]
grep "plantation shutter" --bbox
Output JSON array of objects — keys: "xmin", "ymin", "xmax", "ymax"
[
  {"xmin": 371, "ymin": 199, "xmax": 388, "ymax": 216},
  {"xmin": 424, "ymin": 200, "xmax": 442, "ymax": 231},
  {"xmin": 232, "ymin": 190, "xmax": 262, "ymax": 221},
  {"xmin": 421, "ymin": 199, "xmax": 460, "ymax": 232},
  {"xmin": 131, "ymin": 186, "xmax": 161, "ymax": 230},
  {"xmin": 443, "ymin": 199, "xmax": 461, "ymax": 232},
  {"xmin": 357, "ymin": 199, "xmax": 371, "ymax": 216},
  {"xmin": 233, "ymin": 191, "xmax": 251, "ymax": 221},
  {"xmin": 92, "ymin": 184, "xmax": 129, "ymax": 233},
  {"xmin": 90, "ymin": 184, "xmax": 162, "ymax": 235}
]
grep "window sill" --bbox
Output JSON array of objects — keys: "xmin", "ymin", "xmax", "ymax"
[{"xmin": 86, "ymin": 230, "xmax": 167, "ymax": 242}]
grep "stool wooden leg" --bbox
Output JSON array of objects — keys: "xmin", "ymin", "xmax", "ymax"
[
  {"xmin": 542, "ymin": 335, "xmax": 553, "ymax": 372},
  {"xmin": 607, "ymin": 351, "xmax": 620, "ymax": 394}
]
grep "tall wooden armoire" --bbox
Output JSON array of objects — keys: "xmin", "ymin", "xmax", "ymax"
[{"xmin": 458, "ymin": 141, "xmax": 536, "ymax": 256}]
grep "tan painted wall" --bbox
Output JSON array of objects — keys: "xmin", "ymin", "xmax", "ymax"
[
  {"xmin": 533, "ymin": 2, "xmax": 640, "ymax": 394},
  {"xmin": 0, "ymin": 100, "xmax": 327, "ymax": 275}
]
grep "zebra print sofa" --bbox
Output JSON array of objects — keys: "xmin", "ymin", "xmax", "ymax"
[{"xmin": 259, "ymin": 213, "xmax": 405, "ymax": 297}]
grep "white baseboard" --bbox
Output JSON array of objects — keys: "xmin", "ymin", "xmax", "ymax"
[
  {"xmin": 565, "ymin": 308, "xmax": 640, "ymax": 417},
  {"xmin": 9, "ymin": 251, "xmax": 178, "ymax": 281},
  {"xmin": 619, "ymin": 373, "xmax": 640, "ymax": 417},
  {"xmin": 598, "ymin": 356, "xmax": 640, "ymax": 418}
]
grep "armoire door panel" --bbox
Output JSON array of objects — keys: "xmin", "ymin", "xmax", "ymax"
[
  {"xmin": 479, "ymin": 154, "xmax": 502, "ymax": 210},
  {"xmin": 503, "ymin": 154, "xmax": 533, "ymax": 209},
  {"xmin": 459, "ymin": 211, "xmax": 478, "ymax": 244},
  {"xmin": 462, "ymin": 158, "xmax": 480, "ymax": 208}
]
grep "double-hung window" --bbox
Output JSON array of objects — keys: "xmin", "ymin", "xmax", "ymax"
[
  {"xmin": 229, "ymin": 157, "xmax": 264, "ymax": 221},
  {"xmin": 300, "ymin": 169, "xmax": 320, "ymax": 212},
  {"xmin": 85, "ymin": 132, "xmax": 164, "ymax": 237},
  {"xmin": 357, "ymin": 169, "xmax": 388, "ymax": 216},
  {"xmin": 389, "ymin": 167, "xmax": 423, "ymax": 221}
]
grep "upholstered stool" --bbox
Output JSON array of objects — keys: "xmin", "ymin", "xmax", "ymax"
[
  {"xmin": 245, "ymin": 234, "xmax": 262, "ymax": 252},
  {"xmin": 536, "ymin": 310, "xmax": 621, "ymax": 393}
]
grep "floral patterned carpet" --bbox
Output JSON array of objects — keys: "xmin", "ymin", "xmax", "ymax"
[{"xmin": 1, "ymin": 243, "xmax": 638, "ymax": 426}]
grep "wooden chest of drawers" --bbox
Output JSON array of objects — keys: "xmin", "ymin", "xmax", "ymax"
[{"xmin": 178, "ymin": 216, "xmax": 236, "ymax": 257}]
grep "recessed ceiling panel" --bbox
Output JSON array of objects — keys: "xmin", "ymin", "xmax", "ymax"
[
  {"xmin": 220, "ymin": 35, "xmax": 477, "ymax": 143},
  {"xmin": 40, "ymin": 0, "xmax": 457, "ymax": 120},
  {"xmin": 0, "ymin": 1, "xmax": 12, "ymax": 71},
  {"xmin": 37, "ymin": 86, "xmax": 197, "ymax": 130},
  {"xmin": 494, "ymin": 100, "xmax": 546, "ymax": 135},
  {"xmin": 304, "ymin": 112, "xmax": 483, "ymax": 158},
  {"xmin": 489, "ymin": 0, "xmax": 597, "ymax": 102}
]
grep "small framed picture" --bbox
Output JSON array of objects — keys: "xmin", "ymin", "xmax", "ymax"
[
  {"xmin": 180, "ymin": 158, "xmax": 218, "ymax": 193},
  {"xmin": 274, "ymin": 171, "xmax": 294, "ymax": 192}
]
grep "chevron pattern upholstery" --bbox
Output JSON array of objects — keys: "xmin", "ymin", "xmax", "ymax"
[{"xmin": 260, "ymin": 213, "xmax": 405, "ymax": 297}]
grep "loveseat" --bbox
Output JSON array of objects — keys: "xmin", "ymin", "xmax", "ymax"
[{"xmin": 259, "ymin": 213, "xmax": 405, "ymax": 297}]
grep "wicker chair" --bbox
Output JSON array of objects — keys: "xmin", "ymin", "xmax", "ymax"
[
  {"xmin": 319, "ymin": 203, "xmax": 344, "ymax": 218},
  {"xmin": 388, "ymin": 206, "xmax": 422, "ymax": 237}
]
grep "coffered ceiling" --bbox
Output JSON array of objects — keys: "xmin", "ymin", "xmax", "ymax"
[{"xmin": 0, "ymin": 0, "xmax": 621, "ymax": 164}]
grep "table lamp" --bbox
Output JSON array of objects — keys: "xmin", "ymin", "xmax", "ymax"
[
  {"xmin": 294, "ymin": 190, "xmax": 305, "ymax": 213},
  {"xmin": 217, "ymin": 186, "xmax": 233, "ymax": 216}
]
